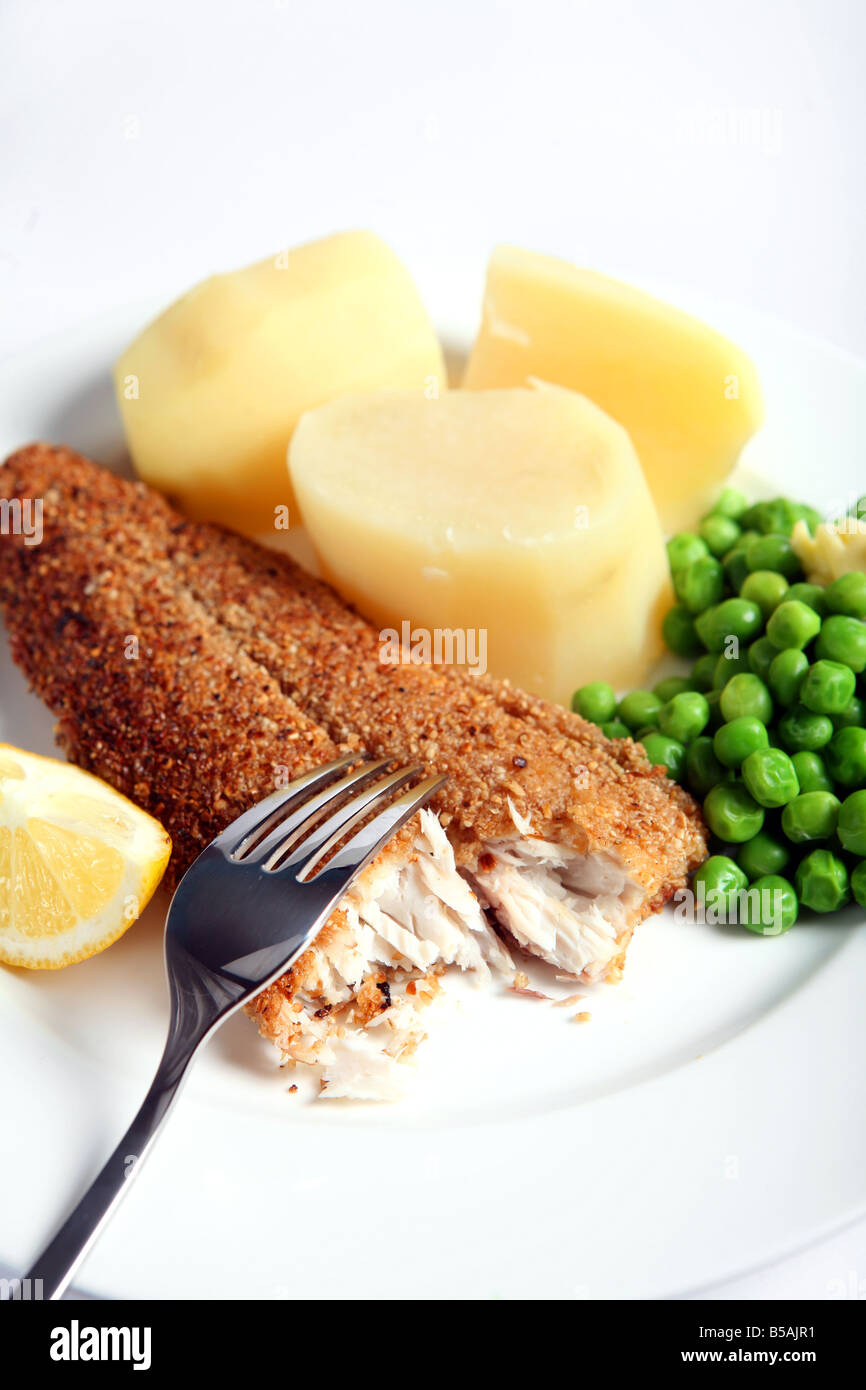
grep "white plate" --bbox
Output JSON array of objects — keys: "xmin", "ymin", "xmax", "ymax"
[{"xmin": 0, "ymin": 288, "xmax": 864, "ymax": 1301}]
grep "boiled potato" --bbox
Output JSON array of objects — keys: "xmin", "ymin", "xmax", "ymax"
[
  {"xmin": 463, "ymin": 246, "xmax": 764, "ymax": 532},
  {"xmin": 289, "ymin": 383, "xmax": 672, "ymax": 705},
  {"xmin": 114, "ymin": 231, "xmax": 445, "ymax": 534}
]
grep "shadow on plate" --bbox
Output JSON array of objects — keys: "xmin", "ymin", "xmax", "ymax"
[
  {"xmin": 40, "ymin": 370, "xmax": 130, "ymax": 475},
  {"xmin": 441, "ymin": 338, "xmax": 468, "ymax": 388}
]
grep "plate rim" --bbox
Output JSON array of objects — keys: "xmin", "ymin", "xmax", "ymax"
[{"xmin": 0, "ymin": 292, "xmax": 864, "ymax": 1300}]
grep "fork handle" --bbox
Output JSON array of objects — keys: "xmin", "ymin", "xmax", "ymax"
[{"xmin": 24, "ymin": 1043, "xmax": 196, "ymax": 1300}]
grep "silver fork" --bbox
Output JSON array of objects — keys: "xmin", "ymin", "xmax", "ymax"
[{"xmin": 23, "ymin": 754, "xmax": 445, "ymax": 1300}]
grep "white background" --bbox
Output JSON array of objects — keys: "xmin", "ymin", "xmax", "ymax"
[{"xmin": 1, "ymin": 0, "xmax": 864, "ymax": 1300}]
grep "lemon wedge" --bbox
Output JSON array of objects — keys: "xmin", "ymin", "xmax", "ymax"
[{"xmin": 0, "ymin": 745, "xmax": 171, "ymax": 969}]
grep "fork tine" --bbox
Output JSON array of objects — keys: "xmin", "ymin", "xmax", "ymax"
[
  {"xmin": 292, "ymin": 772, "xmax": 448, "ymax": 889},
  {"xmin": 238, "ymin": 757, "xmax": 394, "ymax": 864},
  {"xmin": 224, "ymin": 753, "xmax": 357, "ymax": 858},
  {"xmin": 266, "ymin": 763, "xmax": 426, "ymax": 873}
]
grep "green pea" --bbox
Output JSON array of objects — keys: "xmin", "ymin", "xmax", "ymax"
[
  {"xmin": 852, "ymin": 860, "xmax": 866, "ymax": 909},
  {"xmin": 722, "ymin": 542, "xmax": 755, "ymax": 594},
  {"xmin": 790, "ymin": 750, "xmax": 834, "ymax": 794},
  {"xmin": 745, "ymin": 534, "xmax": 802, "ymax": 579},
  {"xmin": 786, "ymin": 582, "xmax": 828, "ymax": 617},
  {"xmin": 742, "ymin": 498, "xmax": 821, "ymax": 537},
  {"xmin": 781, "ymin": 791, "xmax": 840, "ymax": 843},
  {"xmin": 700, "ymin": 514, "xmax": 742, "ymax": 558},
  {"xmin": 658, "ymin": 691, "xmax": 710, "ymax": 744},
  {"xmin": 695, "ymin": 598, "xmax": 763, "ymax": 653},
  {"xmin": 719, "ymin": 673, "xmax": 773, "ymax": 724},
  {"xmin": 825, "ymin": 726, "xmax": 866, "ymax": 788},
  {"xmin": 741, "ymin": 748, "xmax": 800, "ymax": 808},
  {"xmin": 824, "ymin": 571, "xmax": 866, "ymax": 619},
  {"xmin": 706, "ymin": 486, "xmax": 749, "ymax": 521},
  {"xmin": 767, "ymin": 648, "xmax": 808, "ymax": 707},
  {"xmin": 662, "ymin": 605, "xmax": 703, "ymax": 658},
  {"xmin": 642, "ymin": 732, "xmax": 686, "ymax": 780},
  {"xmin": 739, "ymin": 502, "xmax": 767, "ymax": 531},
  {"xmin": 799, "ymin": 660, "xmax": 857, "ymax": 716},
  {"xmin": 778, "ymin": 707, "xmax": 834, "ymax": 752},
  {"xmin": 714, "ymin": 716, "xmax": 770, "ymax": 768},
  {"xmin": 601, "ymin": 720, "xmax": 631, "ymax": 740},
  {"xmin": 667, "ymin": 531, "xmax": 710, "ymax": 573},
  {"xmin": 766, "ymin": 600, "xmax": 822, "ymax": 651},
  {"xmin": 740, "ymin": 570, "xmax": 789, "ymax": 619},
  {"xmin": 674, "ymin": 556, "xmax": 725, "ymax": 614},
  {"xmin": 815, "ymin": 614, "xmax": 866, "ymax": 673},
  {"xmin": 686, "ymin": 737, "xmax": 731, "ymax": 797},
  {"xmin": 747, "ymin": 636, "xmax": 779, "ymax": 682},
  {"xmin": 738, "ymin": 830, "xmax": 791, "ymax": 881},
  {"xmin": 713, "ymin": 648, "xmax": 751, "ymax": 688},
  {"xmin": 692, "ymin": 855, "xmax": 748, "ymax": 922},
  {"xmin": 795, "ymin": 849, "xmax": 850, "ymax": 912},
  {"xmin": 739, "ymin": 875, "xmax": 799, "ymax": 935},
  {"xmin": 703, "ymin": 783, "xmax": 765, "ymax": 842},
  {"xmin": 837, "ymin": 790, "xmax": 866, "ymax": 856},
  {"xmin": 653, "ymin": 675, "xmax": 693, "ymax": 703},
  {"xmin": 833, "ymin": 696, "xmax": 865, "ymax": 730},
  {"xmin": 704, "ymin": 689, "xmax": 726, "ymax": 733},
  {"xmin": 572, "ymin": 681, "xmax": 617, "ymax": 724},
  {"xmin": 617, "ymin": 689, "xmax": 663, "ymax": 732},
  {"xmin": 689, "ymin": 652, "xmax": 719, "ymax": 693}
]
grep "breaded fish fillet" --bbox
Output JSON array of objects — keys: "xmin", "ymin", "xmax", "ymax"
[
  {"xmin": 0, "ymin": 445, "xmax": 511, "ymax": 1098},
  {"xmin": 1, "ymin": 446, "xmax": 706, "ymax": 985}
]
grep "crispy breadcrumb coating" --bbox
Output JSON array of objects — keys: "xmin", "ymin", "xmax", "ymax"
[
  {"xmin": 0, "ymin": 446, "xmax": 446, "ymax": 1078},
  {"xmin": 158, "ymin": 488, "xmax": 707, "ymax": 919},
  {"xmin": 0, "ymin": 445, "xmax": 707, "ymax": 982}
]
